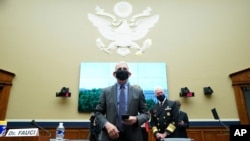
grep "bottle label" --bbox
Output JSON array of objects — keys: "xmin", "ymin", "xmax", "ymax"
[{"xmin": 57, "ymin": 130, "xmax": 64, "ymax": 134}]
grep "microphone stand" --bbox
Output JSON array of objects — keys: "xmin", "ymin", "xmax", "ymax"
[
  {"xmin": 30, "ymin": 119, "xmax": 51, "ymax": 138},
  {"xmin": 218, "ymin": 119, "xmax": 229, "ymax": 131},
  {"xmin": 211, "ymin": 108, "xmax": 229, "ymax": 131}
]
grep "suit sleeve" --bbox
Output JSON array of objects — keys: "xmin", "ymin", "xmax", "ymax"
[
  {"xmin": 137, "ymin": 88, "xmax": 150, "ymax": 126},
  {"xmin": 182, "ymin": 112, "xmax": 189, "ymax": 128},
  {"xmin": 150, "ymin": 107, "xmax": 159, "ymax": 136},
  {"xmin": 94, "ymin": 88, "xmax": 108, "ymax": 128}
]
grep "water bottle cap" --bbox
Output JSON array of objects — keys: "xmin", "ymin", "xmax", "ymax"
[{"xmin": 58, "ymin": 122, "xmax": 64, "ymax": 128}]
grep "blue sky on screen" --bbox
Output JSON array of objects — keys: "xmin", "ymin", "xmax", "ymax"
[{"xmin": 79, "ymin": 62, "xmax": 168, "ymax": 100}]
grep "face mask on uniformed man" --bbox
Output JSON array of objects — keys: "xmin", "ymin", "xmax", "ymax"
[{"xmin": 156, "ymin": 94, "xmax": 165, "ymax": 102}]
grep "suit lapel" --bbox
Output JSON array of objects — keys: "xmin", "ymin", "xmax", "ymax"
[{"xmin": 127, "ymin": 85, "xmax": 132, "ymax": 112}]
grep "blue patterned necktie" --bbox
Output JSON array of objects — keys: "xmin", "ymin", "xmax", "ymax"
[{"xmin": 118, "ymin": 85, "xmax": 126, "ymax": 131}]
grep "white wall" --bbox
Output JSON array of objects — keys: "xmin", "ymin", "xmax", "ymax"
[{"xmin": 1, "ymin": 0, "xmax": 249, "ymax": 121}]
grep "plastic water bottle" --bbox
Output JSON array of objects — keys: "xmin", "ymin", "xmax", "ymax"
[{"xmin": 56, "ymin": 122, "xmax": 65, "ymax": 140}]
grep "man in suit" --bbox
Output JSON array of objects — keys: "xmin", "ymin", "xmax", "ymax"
[
  {"xmin": 150, "ymin": 86, "xmax": 179, "ymax": 141},
  {"xmin": 95, "ymin": 61, "xmax": 150, "ymax": 141},
  {"xmin": 175, "ymin": 100, "xmax": 189, "ymax": 138}
]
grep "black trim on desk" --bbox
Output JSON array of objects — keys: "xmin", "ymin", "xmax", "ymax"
[
  {"xmin": 7, "ymin": 121, "xmax": 90, "ymax": 128},
  {"xmin": 189, "ymin": 121, "xmax": 240, "ymax": 127},
  {"xmin": 7, "ymin": 120, "xmax": 240, "ymax": 129}
]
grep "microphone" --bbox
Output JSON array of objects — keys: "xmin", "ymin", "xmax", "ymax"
[
  {"xmin": 211, "ymin": 108, "xmax": 229, "ymax": 130},
  {"xmin": 30, "ymin": 119, "xmax": 51, "ymax": 137}
]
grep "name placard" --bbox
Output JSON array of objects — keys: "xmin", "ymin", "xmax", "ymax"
[{"xmin": 6, "ymin": 128, "xmax": 39, "ymax": 137}]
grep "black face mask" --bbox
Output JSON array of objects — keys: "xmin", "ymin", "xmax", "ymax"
[
  {"xmin": 156, "ymin": 94, "xmax": 165, "ymax": 102},
  {"xmin": 115, "ymin": 70, "xmax": 129, "ymax": 81}
]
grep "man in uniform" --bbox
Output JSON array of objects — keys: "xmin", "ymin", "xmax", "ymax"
[{"xmin": 150, "ymin": 86, "xmax": 179, "ymax": 141}]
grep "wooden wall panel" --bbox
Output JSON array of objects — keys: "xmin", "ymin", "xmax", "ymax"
[
  {"xmin": 0, "ymin": 69, "xmax": 15, "ymax": 120},
  {"xmin": 203, "ymin": 130, "xmax": 220, "ymax": 141},
  {"xmin": 40, "ymin": 129, "xmax": 89, "ymax": 140},
  {"xmin": 39, "ymin": 127, "xmax": 229, "ymax": 141},
  {"xmin": 187, "ymin": 129, "xmax": 203, "ymax": 141}
]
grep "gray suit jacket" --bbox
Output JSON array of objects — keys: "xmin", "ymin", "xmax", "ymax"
[{"xmin": 95, "ymin": 83, "xmax": 149, "ymax": 141}]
